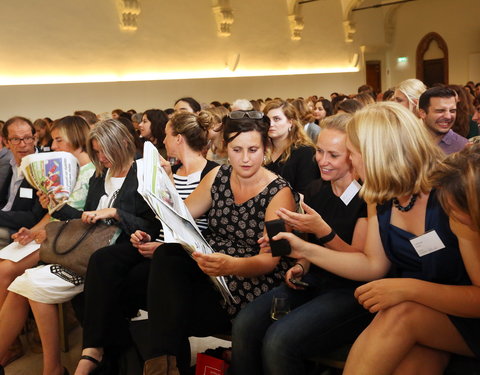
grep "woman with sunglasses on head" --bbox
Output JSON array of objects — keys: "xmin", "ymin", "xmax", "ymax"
[
  {"xmin": 274, "ymin": 102, "xmax": 480, "ymax": 374},
  {"xmin": 143, "ymin": 110, "xmax": 298, "ymax": 375},
  {"xmin": 230, "ymin": 114, "xmax": 371, "ymax": 375},
  {"xmin": 264, "ymin": 99, "xmax": 319, "ymax": 195}
]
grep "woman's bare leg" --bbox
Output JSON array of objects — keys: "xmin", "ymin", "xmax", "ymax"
[
  {"xmin": 0, "ymin": 251, "xmax": 39, "ymax": 308},
  {"xmin": 392, "ymin": 345, "xmax": 450, "ymax": 375},
  {"xmin": 0, "ymin": 292, "xmax": 29, "ymax": 358},
  {"xmin": 29, "ymin": 300, "xmax": 64, "ymax": 375},
  {"xmin": 343, "ymin": 302, "xmax": 473, "ymax": 375}
]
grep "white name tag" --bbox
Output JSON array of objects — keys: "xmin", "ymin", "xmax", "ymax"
[
  {"xmin": 340, "ymin": 180, "xmax": 361, "ymax": 206},
  {"xmin": 409, "ymin": 230, "xmax": 445, "ymax": 257},
  {"xmin": 19, "ymin": 187, "xmax": 33, "ymax": 199}
]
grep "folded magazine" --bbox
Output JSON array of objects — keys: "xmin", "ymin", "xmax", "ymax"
[{"xmin": 137, "ymin": 142, "xmax": 233, "ymax": 303}]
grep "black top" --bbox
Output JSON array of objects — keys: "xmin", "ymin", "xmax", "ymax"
[
  {"xmin": 304, "ymin": 179, "xmax": 367, "ymax": 289},
  {"xmin": 265, "ymin": 145, "xmax": 319, "ymax": 195},
  {"xmin": 53, "ymin": 161, "xmax": 161, "ymax": 242}
]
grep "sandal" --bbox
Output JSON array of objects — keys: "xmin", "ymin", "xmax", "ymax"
[{"xmin": 79, "ymin": 355, "xmax": 103, "ymax": 374}]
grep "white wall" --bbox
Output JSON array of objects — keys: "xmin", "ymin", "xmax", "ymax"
[
  {"xmin": 352, "ymin": 0, "xmax": 480, "ymax": 89},
  {"xmin": 0, "ymin": 72, "xmax": 363, "ymax": 120}
]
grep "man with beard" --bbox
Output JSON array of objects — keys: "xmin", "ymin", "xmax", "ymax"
[{"xmin": 418, "ymin": 86, "xmax": 467, "ymax": 154}]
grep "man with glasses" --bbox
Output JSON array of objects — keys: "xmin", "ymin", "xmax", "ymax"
[{"xmin": 0, "ymin": 116, "xmax": 46, "ymax": 248}]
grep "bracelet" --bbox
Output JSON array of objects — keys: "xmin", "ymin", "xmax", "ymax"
[
  {"xmin": 294, "ymin": 263, "xmax": 305, "ymax": 276},
  {"xmin": 317, "ymin": 229, "xmax": 336, "ymax": 245}
]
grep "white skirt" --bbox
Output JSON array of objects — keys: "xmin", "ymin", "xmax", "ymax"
[{"xmin": 8, "ymin": 264, "xmax": 84, "ymax": 304}]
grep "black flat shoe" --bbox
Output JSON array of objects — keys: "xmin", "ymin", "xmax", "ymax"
[{"xmin": 80, "ymin": 355, "xmax": 102, "ymax": 374}]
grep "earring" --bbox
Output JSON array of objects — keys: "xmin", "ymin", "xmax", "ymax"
[{"xmin": 288, "ymin": 127, "xmax": 292, "ymax": 132}]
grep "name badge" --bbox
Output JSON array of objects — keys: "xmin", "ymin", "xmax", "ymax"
[
  {"xmin": 340, "ymin": 180, "xmax": 361, "ymax": 206},
  {"xmin": 19, "ymin": 187, "xmax": 33, "ymax": 199},
  {"xmin": 409, "ymin": 230, "xmax": 445, "ymax": 257}
]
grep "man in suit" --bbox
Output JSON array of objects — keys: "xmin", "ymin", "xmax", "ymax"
[{"xmin": 0, "ymin": 116, "xmax": 46, "ymax": 248}]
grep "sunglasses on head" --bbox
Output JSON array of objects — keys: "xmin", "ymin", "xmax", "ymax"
[{"xmin": 228, "ymin": 110, "xmax": 264, "ymax": 120}]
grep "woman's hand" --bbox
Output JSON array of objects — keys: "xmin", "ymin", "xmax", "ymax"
[
  {"xmin": 271, "ymin": 232, "xmax": 310, "ymax": 259},
  {"xmin": 158, "ymin": 154, "xmax": 173, "ymax": 181},
  {"xmin": 12, "ymin": 228, "xmax": 47, "ymax": 245},
  {"xmin": 81, "ymin": 208, "xmax": 118, "ymax": 224},
  {"xmin": 37, "ymin": 191, "xmax": 50, "ymax": 209},
  {"xmin": 136, "ymin": 241, "xmax": 162, "ymax": 258},
  {"xmin": 257, "ymin": 234, "xmax": 271, "ymax": 254},
  {"xmin": 285, "ymin": 263, "xmax": 306, "ymax": 289},
  {"xmin": 354, "ymin": 278, "xmax": 413, "ymax": 313},
  {"xmin": 192, "ymin": 252, "xmax": 236, "ymax": 276},
  {"xmin": 130, "ymin": 230, "xmax": 151, "ymax": 248},
  {"xmin": 276, "ymin": 201, "xmax": 331, "ymax": 237}
]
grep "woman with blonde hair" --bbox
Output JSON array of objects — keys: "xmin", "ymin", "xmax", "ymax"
[
  {"xmin": 274, "ymin": 102, "xmax": 480, "ymax": 374},
  {"xmin": 231, "ymin": 113, "xmax": 370, "ymax": 375},
  {"xmin": 264, "ymin": 99, "xmax": 319, "ymax": 194},
  {"xmin": 394, "ymin": 78, "xmax": 427, "ymax": 117}
]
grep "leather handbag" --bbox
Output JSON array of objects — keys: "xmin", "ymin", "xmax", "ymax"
[{"xmin": 39, "ymin": 219, "xmax": 119, "ymax": 276}]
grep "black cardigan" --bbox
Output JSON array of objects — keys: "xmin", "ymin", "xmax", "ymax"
[{"xmin": 52, "ymin": 161, "xmax": 161, "ymax": 241}]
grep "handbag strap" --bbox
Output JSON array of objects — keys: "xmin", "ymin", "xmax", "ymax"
[{"xmin": 53, "ymin": 220, "xmax": 99, "ymax": 255}]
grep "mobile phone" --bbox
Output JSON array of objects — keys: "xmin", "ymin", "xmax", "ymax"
[
  {"xmin": 265, "ymin": 219, "xmax": 291, "ymax": 257},
  {"xmin": 289, "ymin": 278, "xmax": 310, "ymax": 288}
]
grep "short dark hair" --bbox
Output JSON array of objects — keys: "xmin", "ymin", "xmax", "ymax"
[
  {"xmin": 3, "ymin": 116, "xmax": 35, "ymax": 139},
  {"xmin": 418, "ymin": 86, "xmax": 456, "ymax": 112},
  {"xmin": 174, "ymin": 97, "xmax": 201, "ymax": 113},
  {"xmin": 222, "ymin": 112, "xmax": 270, "ymax": 149}
]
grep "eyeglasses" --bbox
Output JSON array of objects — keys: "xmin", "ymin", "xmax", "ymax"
[
  {"xmin": 8, "ymin": 136, "xmax": 35, "ymax": 145},
  {"xmin": 228, "ymin": 110, "xmax": 264, "ymax": 120}
]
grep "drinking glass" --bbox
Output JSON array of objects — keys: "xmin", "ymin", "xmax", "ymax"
[{"xmin": 270, "ymin": 297, "xmax": 290, "ymax": 320}]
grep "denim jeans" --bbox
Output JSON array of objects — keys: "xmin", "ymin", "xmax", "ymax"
[{"xmin": 231, "ymin": 279, "xmax": 372, "ymax": 375}]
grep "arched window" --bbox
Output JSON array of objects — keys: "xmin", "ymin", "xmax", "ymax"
[{"xmin": 416, "ymin": 32, "xmax": 449, "ymax": 87}]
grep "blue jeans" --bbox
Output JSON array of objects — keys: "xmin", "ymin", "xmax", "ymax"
[{"xmin": 231, "ymin": 279, "xmax": 372, "ymax": 375}]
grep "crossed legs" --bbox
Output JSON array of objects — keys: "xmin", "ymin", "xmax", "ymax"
[{"xmin": 343, "ymin": 301, "xmax": 474, "ymax": 375}]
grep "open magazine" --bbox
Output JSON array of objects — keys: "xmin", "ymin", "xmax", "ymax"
[
  {"xmin": 137, "ymin": 142, "xmax": 233, "ymax": 303},
  {"xmin": 20, "ymin": 151, "xmax": 79, "ymax": 214}
]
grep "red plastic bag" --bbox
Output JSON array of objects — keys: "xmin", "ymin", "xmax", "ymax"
[{"xmin": 195, "ymin": 353, "xmax": 230, "ymax": 375}]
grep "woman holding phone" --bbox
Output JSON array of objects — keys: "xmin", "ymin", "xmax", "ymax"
[{"xmin": 274, "ymin": 102, "xmax": 480, "ymax": 374}]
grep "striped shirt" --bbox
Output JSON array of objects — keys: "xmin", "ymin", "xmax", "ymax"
[{"xmin": 156, "ymin": 170, "xmax": 207, "ymax": 242}]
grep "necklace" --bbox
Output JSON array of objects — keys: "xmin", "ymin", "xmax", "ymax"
[{"xmin": 393, "ymin": 194, "xmax": 418, "ymax": 212}]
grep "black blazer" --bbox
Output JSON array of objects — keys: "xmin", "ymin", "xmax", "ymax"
[
  {"xmin": 0, "ymin": 167, "xmax": 47, "ymax": 230},
  {"xmin": 52, "ymin": 161, "xmax": 161, "ymax": 241}
]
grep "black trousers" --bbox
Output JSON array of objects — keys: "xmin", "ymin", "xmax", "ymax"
[
  {"xmin": 81, "ymin": 242, "xmax": 150, "ymax": 349},
  {"xmin": 147, "ymin": 243, "xmax": 232, "ymax": 372}
]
